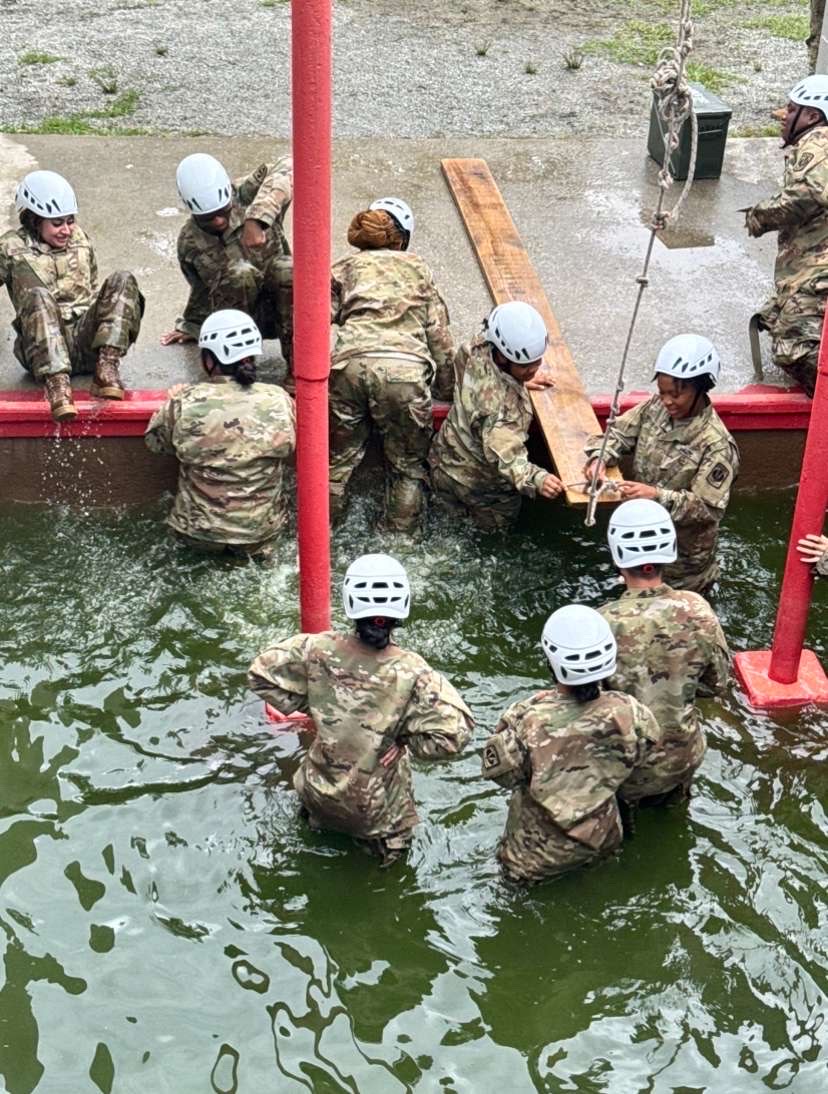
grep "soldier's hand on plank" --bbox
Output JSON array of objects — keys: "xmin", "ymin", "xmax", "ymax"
[
  {"xmin": 620, "ymin": 480, "xmax": 658, "ymax": 500},
  {"xmin": 525, "ymin": 373, "xmax": 555, "ymax": 391},
  {"xmin": 796, "ymin": 533, "xmax": 828, "ymax": 563},
  {"xmin": 380, "ymin": 743, "xmax": 404, "ymax": 767},
  {"xmin": 583, "ymin": 458, "xmax": 606, "ymax": 483},
  {"xmin": 241, "ymin": 218, "xmax": 267, "ymax": 249},
  {"xmin": 539, "ymin": 473, "xmax": 564, "ymax": 500},
  {"xmin": 160, "ymin": 329, "xmax": 196, "ymax": 346}
]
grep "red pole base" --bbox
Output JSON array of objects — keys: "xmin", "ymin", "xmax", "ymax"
[
  {"xmin": 263, "ymin": 702, "xmax": 316, "ymax": 734},
  {"xmin": 734, "ymin": 650, "xmax": 828, "ymax": 709}
]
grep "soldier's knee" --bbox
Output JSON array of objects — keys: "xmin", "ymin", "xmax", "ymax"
[{"xmin": 107, "ymin": 270, "xmax": 139, "ymax": 292}]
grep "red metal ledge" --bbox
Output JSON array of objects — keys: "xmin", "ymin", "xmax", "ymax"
[
  {"xmin": 0, "ymin": 389, "xmax": 167, "ymax": 437},
  {"xmin": 0, "ymin": 384, "xmax": 813, "ymax": 438}
]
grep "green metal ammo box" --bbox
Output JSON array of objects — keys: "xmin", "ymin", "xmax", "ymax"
[{"xmin": 647, "ymin": 82, "xmax": 732, "ymax": 181}]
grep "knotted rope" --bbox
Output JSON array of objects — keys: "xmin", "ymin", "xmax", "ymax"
[{"xmin": 584, "ymin": 0, "xmax": 698, "ymax": 526}]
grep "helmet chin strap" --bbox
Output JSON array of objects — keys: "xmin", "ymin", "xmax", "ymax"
[{"xmin": 783, "ymin": 105, "xmax": 826, "ymax": 147}]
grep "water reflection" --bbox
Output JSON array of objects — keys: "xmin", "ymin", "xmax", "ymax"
[{"xmin": 0, "ymin": 493, "xmax": 826, "ymax": 1091}]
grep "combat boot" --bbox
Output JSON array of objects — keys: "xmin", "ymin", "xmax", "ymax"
[
  {"xmin": 44, "ymin": 374, "xmax": 77, "ymax": 422},
  {"xmin": 91, "ymin": 346, "xmax": 125, "ymax": 399}
]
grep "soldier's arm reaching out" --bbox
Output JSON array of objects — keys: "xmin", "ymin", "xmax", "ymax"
[
  {"xmin": 745, "ymin": 147, "xmax": 828, "ymax": 236},
  {"xmin": 247, "ymin": 635, "xmax": 313, "ymax": 717},
  {"xmin": 236, "ymin": 159, "xmax": 293, "ymax": 232},
  {"xmin": 583, "ymin": 399, "xmax": 648, "ymax": 481},
  {"xmin": 397, "ymin": 669, "xmax": 473, "ymax": 761},
  {"xmin": 481, "ymin": 412, "xmax": 562, "ymax": 498},
  {"xmin": 144, "ymin": 392, "xmax": 183, "ymax": 455},
  {"xmin": 797, "ymin": 531, "xmax": 828, "ymax": 576}
]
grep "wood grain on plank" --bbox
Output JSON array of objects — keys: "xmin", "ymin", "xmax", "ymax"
[{"xmin": 441, "ymin": 157, "xmax": 621, "ymax": 505}]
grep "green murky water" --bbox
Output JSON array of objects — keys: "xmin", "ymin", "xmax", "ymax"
[{"xmin": 1, "ymin": 490, "xmax": 827, "ymax": 1093}]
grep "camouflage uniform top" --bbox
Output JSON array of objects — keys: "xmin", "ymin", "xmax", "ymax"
[
  {"xmin": 330, "ymin": 249, "xmax": 455, "ymax": 399},
  {"xmin": 585, "ymin": 396, "xmax": 739, "ymax": 590},
  {"xmin": 746, "ymin": 126, "xmax": 828, "ymax": 302},
  {"xmin": 144, "ymin": 376, "xmax": 296, "ymax": 545},
  {"xmin": 175, "ymin": 157, "xmax": 293, "ymax": 337},
  {"xmin": 0, "ymin": 224, "xmax": 97, "ymax": 321},
  {"xmin": 481, "ymin": 689, "xmax": 661, "ymax": 857},
  {"xmin": 430, "ymin": 334, "xmax": 547, "ymax": 496},
  {"xmin": 817, "ymin": 549, "xmax": 828, "ymax": 577},
  {"xmin": 598, "ymin": 584, "xmax": 730, "ymax": 739},
  {"xmin": 248, "ymin": 631, "xmax": 473, "ymax": 838}
]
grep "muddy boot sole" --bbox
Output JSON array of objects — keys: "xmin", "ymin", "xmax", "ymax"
[
  {"xmin": 90, "ymin": 383, "xmax": 125, "ymax": 400},
  {"xmin": 51, "ymin": 403, "xmax": 78, "ymax": 422}
]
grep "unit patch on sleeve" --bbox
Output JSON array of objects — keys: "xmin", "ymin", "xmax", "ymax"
[{"xmin": 706, "ymin": 462, "xmax": 729, "ymax": 487}]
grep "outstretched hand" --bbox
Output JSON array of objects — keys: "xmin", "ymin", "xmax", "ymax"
[
  {"xmin": 241, "ymin": 218, "xmax": 267, "ymax": 249},
  {"xmin": 619, "ymin": 480, "xmax": 658, "ymax": 500},
  {"xmin": 539, "ymin": 473, "xmax": 564, "ymax": 500},
  {"xmin": 525, "ymin": 373, "xmax": 555, "ymax": 392},
  {"xmin": 796, "ymin": 533, "xmax": 828, "ymax": 564},
  {"xmin": 160, "ymin": 329, "xmax": 196, "ymax": 346}
]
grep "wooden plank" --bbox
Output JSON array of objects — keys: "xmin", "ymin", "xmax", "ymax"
[{"xmin": 441, "ymin": 157, "xmax": 621, "ymax": 506}]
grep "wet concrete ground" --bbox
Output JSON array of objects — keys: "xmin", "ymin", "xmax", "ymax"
[{"xmin": 0, "ymin": 133, "xmax": 783, "ymax": 395}]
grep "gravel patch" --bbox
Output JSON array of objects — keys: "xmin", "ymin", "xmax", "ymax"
[{"xmin": 0, "ymin": 0, "xmax": 811, "ymax": 137}]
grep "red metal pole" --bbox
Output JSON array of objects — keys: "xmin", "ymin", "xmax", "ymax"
[
  {"xmin": 291, "ymin": 0, "xmax": 331, "ymax": 633},
  {"xmin": 768, "ymin": 312, "xmax": 828, "ymax": 683}
]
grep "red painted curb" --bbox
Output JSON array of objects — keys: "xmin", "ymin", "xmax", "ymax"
[{"xmin": 0, "ymin": 386, "xmax": 811, "ymax": 438}]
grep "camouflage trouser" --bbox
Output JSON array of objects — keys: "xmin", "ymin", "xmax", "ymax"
[
  {"xmin": 171, "ymin": 530, "xmax": 277, "ymax": 559},
  {"xmin": 210, "ymin": 252, "xmax": 293, "ymax": 369},
  {"xmin": 298, "ymin": 804, "xmax": 413, "ymax": 867},
  {"xmin": 758, "ymin": 291, "xmax": 824, "ymax": 397},
  {"xmin": 329, "ymin": 355, "xmax": 433, "ymax": 533},
  {"xmin": 14, "ymin": 271, "xmax": 144, "ymax": 381},
  {"xmin": 809, "ymin": 0, "xmax": 825, "ymax": 71},
  {"xmin": 429, "ymin": 463, "xmax": 521, "ymax": 531}
]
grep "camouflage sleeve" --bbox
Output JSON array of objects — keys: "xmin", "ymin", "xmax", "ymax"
[
  {"xmin": 271, "ymin": 397, "xmax": 296, "ymax": 458},
  {"xmin": 584, "ymin": 399, "xmax": 647, "ymax": 465},
  {"xmin": 175, "ymin": 234, "xmax": 210, "ymax": 338},
  {"xmin": 247, "ymin": 634, "xmax": 312, "ymax": 716},
  {"xmin": 745, "ymin": 150, "xmax": 828, "ymax": 236},
  {"xmin": 629, "ymin": 695, "xmax": 663, "ymax": 763},
  {"xmin": 697, "ymin": 620, "xmax": 731, "ymax": 698},
  {"xmin": 656, "ymin": 441, "xmax": 738, "ymax": 526},
  {"xmin": 89, "ymin": 244, "xmax": 99, "ymax": 293},
  {"xmin": 480, "ymin": 414, "xmax": 548, "ymax": 496},
  {"xmin": 425, "ymin": 284, "xmax": 455, "ymax": 401},
  {"xmin": 144, "ymin": 394, "xmax": 181, "ymax": 455},
  {"xmin": 816, "ymin": 549, "xmax": 828, "ymax": 578},
  {"xmin": 399, "ymin": 669, "xmax": 473, "ymax": 761},
  {"xmin": 480, "ymin": 721, "xmax": 530, "ymax": 789},
  {"xmin": 331, "ymin": 269, "xmax": 343, "ymax": 325},
  {"xmin": 238, "ymin": 159, "xmax": 293, "ymax": 228},
  {"xmin": 0, "ymin": 240, "xmax": 7, "ymax": 287}
]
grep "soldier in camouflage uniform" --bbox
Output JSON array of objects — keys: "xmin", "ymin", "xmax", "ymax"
[
  {"xmin": 482, "ymin": 605, "xmax": 661, "ymax": 884},
  {"xmin": 584, "ymin": 334, "xmax": 739, "ymax": 595},
  {"xmin": 145, "ymin": 310, "xmax": 295, "ymax": 555},
  {"xmin": 598, "ymin": 500, "xmax": 730, "ymax": 805},
  {"xmin": 248, "ymin": 554, "xmax": 473, "ymax": 864},
  {"xmin": 329, "ymin": 199, "xmax": 455, "ymax": 532},
  {"xmin": 0, "ymin": 170, "xmax": 143, "ymax": 421},
  {"xmin": 429, "ymin": 301, "xmax": 563, "ymax": 530},
  {"xmin": 745, "ymin": 76, "xmax": 828, "ymax": 396},
  {"xmin": 162, "ymin": 152, "xmax": 293, "ymax": 379}
]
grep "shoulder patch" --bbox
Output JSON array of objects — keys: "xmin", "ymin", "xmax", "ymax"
[
  {"xmin": 798, "ymin": 151, "xmax": 814, "ymax": 170},
  {"xmin": 706, "ymin": 461, "xmax": 729, "ymax": 487},
  {"xmin": 482, "ymin": 742, "xmax": 501, "ymax": 771}
]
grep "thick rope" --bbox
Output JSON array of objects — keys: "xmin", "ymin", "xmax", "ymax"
[{"xmin": 585, "ymin": 0, "xmax": 698, "ymax": 526}]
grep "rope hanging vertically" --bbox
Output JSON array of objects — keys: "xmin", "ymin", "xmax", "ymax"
[{"xmin": 584, "ymin": 0, "xmax": 698, "ymax": 526}]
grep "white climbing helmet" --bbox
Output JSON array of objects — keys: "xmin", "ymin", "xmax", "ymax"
[
  {"xmin": 789, "ymin": 75, "xmax": 828, "ymax": 118},
  {"xmin": 198, "ymin": 310, "xmax": 262, "ymax": 364},
  {"xmin": 541, "ymin": 605, "xmax": 617, "ymax": 686},
  {"xmin": 485, "ymin": 301, "xmax": 549, "ymax": 364},
  {"xmin": 15, "ymin": 170, "xmax": 78, "ymax": 218},
  {"xmin": 342, "ymin": 554, "xmax": 411, "ymax": 620},
  {"xmin": 369, "ymin": 197, "xmax": 414, "ymax": 242},
  {"xmin": 653, "ymin": 333, "xmax": 720, "ymax": 386},
  {"xmin": 176, "ymin": 153, "xmax": 232, "ymax": 215},
  {"xmin": 608, "ymin": 499, "xmax": 677, "ymax": 569}
]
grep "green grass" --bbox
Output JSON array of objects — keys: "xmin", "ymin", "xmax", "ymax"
[
  {"xmin": 5, "ymin": 89, "xmax": 143, "ymax": 135},
  {"xmin": 583, "ymin": 22, "xmax": 674, "ymax": 67},
  {"xmin": 747, "ymin": 14, "xmax": 809, "ymax": 41},
  {"xmin": 18, "ymin": 51, "xmax": 63, "ymax": 65},
  {"xmin": 732, "ymin": 122, "xmax": 782, "ymax": 138},
  {"xmin": 685, "ymin": 60, "xmax": 740, "ymax": 94}
]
